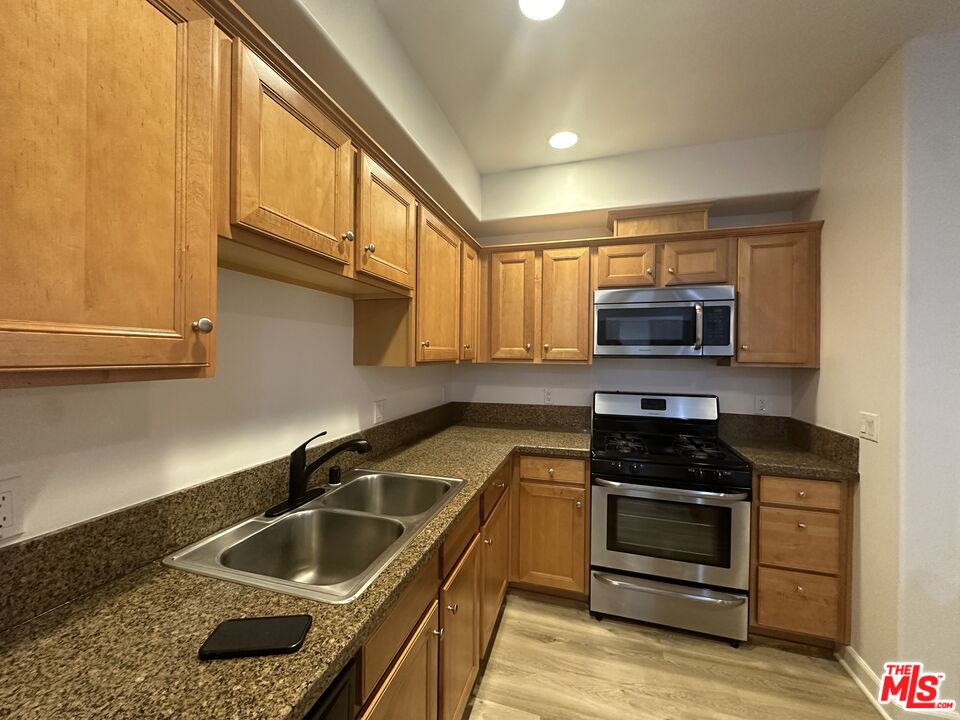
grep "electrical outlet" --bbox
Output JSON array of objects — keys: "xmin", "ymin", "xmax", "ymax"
[
  {"xmin": 755, "ymin": 395, "xmax": 769, "ymax": 414},
  {"xmin": 0, "ymin": 476, "xmax": 24, "ymax": 540},
  {"xmin": 373, "ymin": 399, "xmax": 385, "ymax": 425},
  {"xmin": 544, "ymin": 388, "xmax": 554, "ymax": 405},
  {"xmin": 859, "ymin": 411, "xmax": 879, "ymax": 442}
]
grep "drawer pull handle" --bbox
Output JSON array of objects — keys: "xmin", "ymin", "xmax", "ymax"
[
  {"xmin": 797, "ymin": 522, "xmax": 807, "ymax": 529},
  {"xmin": 797, "ymin": 489, "xmax": 807, "ymax": 498},
  {"xmin": 447, "ymin": 603, "xmax": 458, "ymax": 614},
  {"xmin": 432, "ymin": 628, "xmax": 444, "ymax": 639},
  {"xmin": 548, "ymin": 467, "xmax": 555, "ymax": 475}
]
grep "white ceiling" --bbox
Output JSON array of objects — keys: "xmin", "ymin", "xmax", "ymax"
[{"xmin": 375, "ymin": 0, "xmax": 960, "ymax": 174}]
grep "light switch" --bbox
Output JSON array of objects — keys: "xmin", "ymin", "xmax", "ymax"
[{"xmin": 858, "ymin": 411, "xmax": 879, "ymax": 442}]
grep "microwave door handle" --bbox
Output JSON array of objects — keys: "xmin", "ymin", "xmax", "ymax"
[
  {"xmin": 694, "ymin": 303, "xmax": 703, "ymax": 350},
  {"xmin": 594, "ymin": 478, "xmax": 748, "ymax": 502}
]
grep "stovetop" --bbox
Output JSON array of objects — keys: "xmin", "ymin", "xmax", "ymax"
[{"xmin": 590, "ymin": 391, "xmax": 753, "ymax": 491}]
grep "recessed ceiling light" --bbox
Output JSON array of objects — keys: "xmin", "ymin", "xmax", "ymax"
[
  {"xmin": 519, "ymin": 0, "xmax": 565, "ymax": 21},
  {"xmin": 549, "ymin": 131, "xmax": 578, "ymax": 149}
]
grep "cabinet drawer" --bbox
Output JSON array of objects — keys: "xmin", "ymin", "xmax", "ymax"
[
  {"xmin": 360, "ymin": 552, "xmax": 440, "ymax": 701},
  {"xmin": 519, "ymin": 456, "xmax": 585, "ymax": 485},
  {"xmin": 760, "ymin": 475, "xmax": 843, "ymax": 510},
  {"xmin": 441, "ymin": 501, "xmax": 480, "ymax": 577},
  {"xmin": 759, "ymin": 507, "xmax": 840, "ymax": 574},
  {"xmin": 482, "ymin": 462, "xmax": 510, "ymax": 521},
  {"xmin": 757, "ymin": 567, "xmax": 839, "ymax": 639}
]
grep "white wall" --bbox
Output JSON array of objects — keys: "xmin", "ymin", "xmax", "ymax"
[
  {"xmin": 792, "ymin": 50, "xmax": 905, "ymax": 684},
  {"xmin": 0, "ymin": 270, "xmax": 452, "ymax": 545},
  {"xmin": 899, "ymin": 31, "xmax": 960, "ymax": 698},
  {"xmin": 453, "ymin": 361, "xmax": 792, "ymax": 416},
  {"xmin": 481, "ymin": 131, "xmax": 822, "ymax": 222}
]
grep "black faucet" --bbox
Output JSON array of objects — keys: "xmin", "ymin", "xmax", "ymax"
[{"xmin": 265, "ymin": 432, "xmax": 373, "ymax": 517}]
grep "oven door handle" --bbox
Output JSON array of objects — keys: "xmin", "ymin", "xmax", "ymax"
[
  {"xmin": 594, "ymin": 573, "xmax": 747, "ymax": 607},
  {"xmin": 593, "ymin": 478, "xmax": 748, "ymax": 502}
]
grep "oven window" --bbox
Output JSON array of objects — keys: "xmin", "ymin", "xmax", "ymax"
[
  {"xmin": 596, "ymin": 307, "xmax": 696, "ymax": 347},
  {"xmin": 606, "ymin": 496, "xmax": 731, "ymax": 567}
]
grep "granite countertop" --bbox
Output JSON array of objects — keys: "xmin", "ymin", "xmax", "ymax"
[
  {"xmin": 0, "ymin": 425, "xmax": 589, "ymax": 720},
  {"xmin": 725, "ymin": 439, "xmax": 859, "ymax": 481}
]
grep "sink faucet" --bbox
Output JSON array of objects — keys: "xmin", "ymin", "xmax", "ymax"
[{"xmin": 265, "ymin": 432, "xmax": 373, "ymax": 517}]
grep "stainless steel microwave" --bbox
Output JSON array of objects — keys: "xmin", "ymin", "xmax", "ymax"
[{"xmin": 593, "ymin": 285, "xmax": 735, "ymax": 357}]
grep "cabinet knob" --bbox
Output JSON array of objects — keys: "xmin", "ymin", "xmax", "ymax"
[
  {"xmin": 797, "ymin": 522, "xmax": 807, "ymax": 530},
  {"xmin": 463, "ymin": 343, "xmax": 471, "ymax": 350},
  {"xmin": 484, "ymin": 538, "xmax": 493, "ymax": 545},
  {"xmin": 494, "ymin": 482, "xmax": 506, "ymax": 488},
  {"xmin": 796, "ymin": 585, "xmax": 805, "ymax": 594},
  {"xmin": 543, "ymin": 343, "xmax": 550, "ymax": 351},
  {"xmin": 447, "ymin": 603, "xmax": 458, "ymax": 614},
  {"xmin": 421, "ymin": 340, "xmax": 430, "ymax": 348},
  {"xmin": 646, "ymin": 268, "xmax": 654, "ymax": 276},
  {"xmin": 192, "ymin": 317, "xmax": 214, "ymax": 334},
  {"xmin": 548, "ymin": 467, "xmax": 555, "ymax": 475},
  {"xmin": 525, "ymin": 343, "xmax": 531, "ymax": 351},
  {"xmin": 667, "ymin": 267, "xmax": 676, "ymax": 274},
  {"xmin": 342, "ymin": 231, "xmax": 355, "ymax": 242},
  {"xmin": 575, "ymin": 501, "xmax": 583, "ymax": 509},
  {"xmin": 363, "ymin": 243, "xmax": 376, "ymax": 253},
  {"xmin": 797, "ymin": 489, "xmax": 807, "ymax": 498},
  {"xmin": 432, "ymin": 628, "xmax": 444, "ymax": 639},
  {"xmin": 741, "ymin": 344, "xmax": 749, "ymax": 350}
]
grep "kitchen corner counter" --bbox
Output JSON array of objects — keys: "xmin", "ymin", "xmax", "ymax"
[
  {"xmin": 726, "ymin": 439, "xmax": 859, "ymax": 481},
  {"xmin": 0, "ymin": 425, "xmax": 588, "ymax": 720}
]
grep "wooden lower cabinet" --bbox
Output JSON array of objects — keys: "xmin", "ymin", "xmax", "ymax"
[
  {"xmin": 440, "ymin": 536, "xmax": 481, "ymax": 720},
  {"xmin": 359, "ymin": 602, "xmax": 439, "ymax": 720},
  {"xmin": 516, "ymin": 480, "xmax": 587, "ymax": 594},
  {"xmin": 753, "ymin": 475, "xmax": 852, "ymax": 644},
  {"xmin": 480, "ymin": 492, "xmax": 510, "ymax": 656}
]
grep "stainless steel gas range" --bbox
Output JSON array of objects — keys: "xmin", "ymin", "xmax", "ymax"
[{"xmin": 589, "ymin": 391, "xmax": 753, "ymax": 642}]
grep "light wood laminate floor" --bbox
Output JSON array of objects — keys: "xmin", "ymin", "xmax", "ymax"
[{"xmin": 467, "ymin": 593, "xmax": 879, "ymax": 720}]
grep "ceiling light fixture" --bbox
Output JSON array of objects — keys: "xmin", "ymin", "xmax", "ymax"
[
  {"xmin": 519, "ymin": 0, "xmax": 565, "ymax": 21},
  {"xmin": 549, "ymin": 131, "xmax": 578, "ymax": 149}
]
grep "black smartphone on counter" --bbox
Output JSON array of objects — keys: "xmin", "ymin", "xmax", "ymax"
[{"xmin": 198, "ymin": 614, "xmax": 312, "ymax": 660}]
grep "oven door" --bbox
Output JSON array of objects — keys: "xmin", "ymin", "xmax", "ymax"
[
  {"xmin": 591, "ymin": 477, "xmax": 750, "ymax": 590},
  {"xmin": 593, "ymin": 301, "xmax": 704, "ymax": 356}
]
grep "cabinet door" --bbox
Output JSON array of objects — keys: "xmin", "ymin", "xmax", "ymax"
[
  {"xmin": 489, "ymin": 251, "xmax": 536, "ymax": 360},
  {"xmin": 357, "ymin": 151, "xmax": 417, "ymax": 289},
  {"xmin": 0, "ymin": 0, "xmax": 216, "ymax": 372},
  {"xmin": 737, "ymin": 233, "xmax": 818, "ymax": 365},
  {"xmin": 517, "ymin": 482, "xmax": 586, "ymax": 593},
  {"xmin": 234, "ymin": 41, "xmax": 353, "ymax": 266},
  {"xmin": 460, "ymin": 244, "xmax": 479, "ymax": 361},
  {"xmin": 359, "ymin": 602, "xmax": 439, "ymax": 720},
  {"xmin": 661, "ymin": 238, "xmax": 731, "ymax": 286},
  {"xmin": 541, "ymin": 248, "xmax": 590, "ymax": 361},
  {"xmin": 480, "ymin": 493, "xmax": 510, "ymax": 657},
  {"xmin": 440, "ymin": 536, "xmax": 480, "ymax": 720},
  {"xmin": 417, "ymin": 209, "xmax": 460, "ymax": 362},
  {"xmin": 596, "ymin": 244, "xmax": 657, "ymax": 287}
]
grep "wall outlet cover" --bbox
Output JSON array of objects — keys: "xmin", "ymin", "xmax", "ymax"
[
  {"xmin": 543, "ymin": 388, "xmax": 554, "ymax": 405},
  {"xmin": 373, "ymin": 400, "xmax": 385, "ymax": 425},
  {"xmin": 0, "ymin": 476, "xmax": 24, "ymax": 540},
  {"xmin": 755, "ymin": 395, "xmax": 769, "ymax": 414},
  {"xmin": 858, "ymin": 411, "xmax": 879, "ymax": 442}
]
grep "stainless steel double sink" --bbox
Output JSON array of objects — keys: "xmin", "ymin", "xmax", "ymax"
[{"xmin": 163, "ymin": 470, "xmax": 463, "ymax": 603}]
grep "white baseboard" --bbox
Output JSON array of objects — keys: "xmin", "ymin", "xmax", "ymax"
[{"xmin": 836, "ymin": 646, "xmax": 960, "ymax": 720}]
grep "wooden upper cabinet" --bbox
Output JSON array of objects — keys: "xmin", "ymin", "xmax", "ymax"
[
  {"xmin": 738, "ymin": 233, "xmax": 819, "ymax": 366},
  {"xmin": 488, "ymin": 252, "xmax": 536, "ymax": 360},
  {"xmin": 0, "ymin": 0, "xmax": 216, "ymax": 375},
  {"xmin": 359, "ymin": 601, "xmax": 439, "ymax": 720},
  {"xmin": 608, "ymin": 203, "xmax": 711, "ymax": 236},
  {"xmin": 233, "ymin": 41, "xmax": 354, "ymax": 266},
  {"xmin": 356, "ymin": 151, "xmax": 417, "ymax": 289},
  {"xmin": 440, "ymin": 536, "xmax": 480, "ymax": 720},
  {"xmin": 417, "ymin": 209, "xmax": 460, "ymax": 362},
  {"xmin": 596, "ymin": 243, "xmax": 657, "ymax": 288},
  {"xmin": 460, "ymin": 244, "xmax": 479, "ymax": 361},
  {"xmin": 541, "ymin": 248, "xmax": 591, "ymax": 361},
  {"xmin": 661, "ymin": 238, "xmax": 732, "ymax": 286}
]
